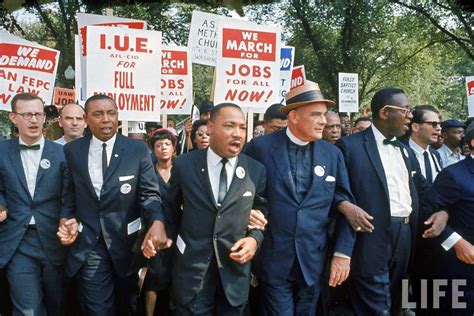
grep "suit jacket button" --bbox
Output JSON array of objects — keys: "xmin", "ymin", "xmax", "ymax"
[
  {"xmin": 217, "ymin": 215, "xmax": 221, "ymax": 219},
  {"xmin": 298, "ymin": 209, "xmax": 302, "ymax": 212},
  {"xmin": 207, "ymin": 257, "xmax": 211, "ymax": 262}
]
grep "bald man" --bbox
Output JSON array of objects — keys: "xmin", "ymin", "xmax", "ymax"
[
  {"xmin": 322, "ymin": 112, "xmax": 342, "ymax": 144},
  {"xmin": 55, "ymin": 103, "xmax": 86, "ymax": 145}
]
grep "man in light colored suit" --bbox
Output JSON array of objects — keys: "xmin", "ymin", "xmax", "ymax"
[{"xmin": 0, "ymin": 93, "xmax": 69, "ymax": 315}]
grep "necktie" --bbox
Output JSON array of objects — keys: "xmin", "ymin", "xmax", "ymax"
[
  {"xmin": 217, "ymin": 158, "xmax": 228, "ymax": 204},
  {"xmin": 102, "ymin": 143, "xmax": 108, "ymax": 180},
  {"xmin": 383, "ymin": 138, "xmax": 399, "ymax": 147},
  {"xmin": 423, "ymin": 151, "xmax": 433, "ymax": 185},
  {"xmin": 19, "ymin": 144, "xmax": 40, "ymax": 150}
]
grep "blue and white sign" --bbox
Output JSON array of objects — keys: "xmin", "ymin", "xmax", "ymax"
[{"xmin": 279, "ymin": 46, "xmax": 294, "ymax": 104}]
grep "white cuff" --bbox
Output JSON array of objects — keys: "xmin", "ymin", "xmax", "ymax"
[
  {"xmin": 441, "ymin": 232, "xmax": 462, "ymax": 251},
  {"xmin": 334, "ymin": 252, "xmax": 351, "ymax": 259}
]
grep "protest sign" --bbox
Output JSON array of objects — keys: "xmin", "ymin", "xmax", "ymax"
[
  {"xmin": 127, "ymin": 121, "xmax": 146, "ymax": 134},
  {"xmin": 53, "ymin": 87, "xmax": 76, "ymax": 110},
  {"xmin": 290, "ymin": 65, "xmax": 305, "ymax": 90},
  {"xmin": 188, "ymin": 11, "xmax": 233, "ymax": 66},
  {"xmin": 214, "ymin": 20, "xmax": 281, "ymax": 109},
  {"xmin": 77, "ymin": 13, "xmax": 147, "ymax": 99},
  {"xmin": 467, "ymin": 76, "xmax": 474, "ymax": 117},
  {"xmin": 0, "ymin": 31, "xmax": 59, "ymax": 110},
  {"xmin": 279, "ymin": 46, "xmax": 294, "ymax": 104},
  {"xmin": 85, "ymin": 26, "xmax": 161, "ymax": 122},
  {"xmin": 160, "ymin": 46, "xmax": 193, "ymax": 115},
  {"xmin": 338, "ymin": 72, "xmax": 359, "ymax": 113}
]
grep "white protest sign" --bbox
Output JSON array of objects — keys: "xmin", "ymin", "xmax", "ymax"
[
  {"xmin": 290, "ymin": 65, "xmax": 305, "ymax": 90},
  {"xmin": 160, "ymin": 46, "xmax": 193, "ymax": 115},
  {"xmin": 338, "ymin": 72, "xmax": 359, "ymax": 113},
  {"xmin": 214, "ymin": 20, "xmax": 281, "ymax": 109},
  {"xmin": 279, "ymin": 46, "xmax": 294, "ymax": 104},
  {"xmin": 188, "ymin": 11, "xmax": 233, "ymax": 66},
  {"xmin": 85, "ymin": 26, "xmax": 161, "ymax": 122},
  {"xmin": 0, "ymin": 31, "xmax": 60, "ymax": 110},
  {"xmin": 128, "ymin": 121, "xmax": 146, "ymax": 134},
  {"xmin": 74, "ymin": 35, "xmax": 82, "ymax": 103},
  {"xmin": 466, "ymin": 76, "xmax": 474, "ymax": 117},
  {"xmin": 77, "ymin": 13, "xmax": 147, "ymax": 100}
]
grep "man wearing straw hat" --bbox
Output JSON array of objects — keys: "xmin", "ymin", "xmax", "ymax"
[{"xmin": 245, "ymin": 81, "xmax": 365, "ymax": 315}]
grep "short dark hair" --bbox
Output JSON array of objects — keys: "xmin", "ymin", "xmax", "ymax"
[
  {"xmin": 149, "ymin": 128, "xmax": 177, "ymax": 148},
  {"xmin": 370, "ymin": 88, "xmax": 405, "ymax": 120},
  {"xmin": 338, "ymin": 112, "xmax": 350, "ymax": 118},
  {"xmin": 84, "ymin": 94, "xmax": 117, "ymax": 113},
  {"xmin": 411, "ymin": 105, "xmax": 439, "ymax": 124},
  {"xmin": 354, "ymin": 116, "xmax": 372, "ymax": 126},
  {"xmin": 210, "ymin": 103, "xmax": 242, "ymax": 122},
  {"xmin": 264, "ymin": 103, "xmax": 287, "ymax": 122},
  {"xmin": 11, "ymin": 93, "xmax": 43, "ymax": 112},
  {"xmin": 191, "ymin": 119, "xmax": 208, "ymax": 142}
]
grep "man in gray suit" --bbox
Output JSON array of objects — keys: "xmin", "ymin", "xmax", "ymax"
[
  {"xmin": 0, "ymin": 92, "xmax": 69, "ymax": 315},
  {"xmin": 165, "ymin": 103, "xmax": 266, "ymax": 315}
]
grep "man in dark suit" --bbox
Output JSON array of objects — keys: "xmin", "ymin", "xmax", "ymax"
[
  {"xmin": 57, "ymin": 94, "xmax": 170, "ymax": 315},
  {"xmin": 0, "ymin": 93, "xmax": 69, "ymax": 315},
  {"xmin": 165, "ymin": 103, "xmax": 266, "ymax": 315},
  {"xmin": 245, "ymin": 81, "xmax": 359, "ymax": 315},
  {"xmin": 432, "ymin": 122, "xmax": 474, "ymax": 314},
  {"xmin": 336, "ymin": 88, "xmax": 448, "ymax": 315}
]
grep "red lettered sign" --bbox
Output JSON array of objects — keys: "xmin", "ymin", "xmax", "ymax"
[{"xmin": 222, "ymin": 29, "xmax": 276, "ymax": 61}]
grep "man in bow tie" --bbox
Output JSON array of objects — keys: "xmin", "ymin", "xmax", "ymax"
[
  {"xmin": 0, "ymin": 93, "xmax": 69, "ymax": 315},
  {"xmin": 336, "ymin": 88, "xmax": 449, "ymax": 315}
]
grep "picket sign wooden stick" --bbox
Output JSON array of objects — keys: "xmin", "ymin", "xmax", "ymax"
[
  {"xmin": 162, "ymin": 114, "xmax": 168, "ymax": 129},
  {"xmin": 247, "ymin": 108, "xmax": 254, "ymax": 142}
]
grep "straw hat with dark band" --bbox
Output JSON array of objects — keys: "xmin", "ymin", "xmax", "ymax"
[{"xmin": 281, "ymin": 81, "xmax": 336, "ymax": 114}]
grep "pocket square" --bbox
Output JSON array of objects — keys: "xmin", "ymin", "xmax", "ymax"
[
  {"xmin": 243, "ymin": 191, "xmax": 253, "ymax": 197},
  {"xmin": 325, "ymin": 175, "xmax": 336, "ymax": 182},
  {"xmin": 119, "ymin": 175, "xmax": 135, "ymax": 181}
]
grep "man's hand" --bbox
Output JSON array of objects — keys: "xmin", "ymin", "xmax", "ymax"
[
  {"xmin": 453, "ymin": 239, "xmax": 474, "ymax": 265},
  {"xmin": 141, "ymin": 220, "xmax": 172, "ymax": 259},
  {"xmin": 329, "ymin": 256, "xmax": 350, "ymax": 287},
  {"xmin": 0, "ymin": 206, "xmax": 7, "ymax": 222},
  {"xmin": 57, "ymin": 218, "xmax": 78, "ymax": 245},
  {"xmin": 423, "ymin": 210, "xmax": 448, "ymax": 238},
  {"xmin": 229, "ymin": 237, "xmax": 257, "ymax": 264},
  {"xmin": 337, "ymin": 201, "xmax": 374, "ymax": 233},
  {"xmin": 248, "ymin": 209, "xmax": 267, "ymax": 230}
]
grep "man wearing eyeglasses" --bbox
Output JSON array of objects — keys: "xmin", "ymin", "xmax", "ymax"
[
  {"xmin": 0, "ymin": 93, "xmax": 69, "ymax": 315},
  {"xmin": 336, "ymin": 88, "xmax": 449, "ymax": 315}
]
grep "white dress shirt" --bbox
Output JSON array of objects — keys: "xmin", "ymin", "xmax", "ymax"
[
  {"xmin": 372, "ymin": 125, "xmax": 412, "ymax": 217},
  {"xmin": 19, "ymin": 136, "xmax": 45, "ymax": 225},
  {"xmin": 408, "ymin": 138, "xmax": 440, "ymax": 182},
  {"xmin": 54, "ymin": 136, "xmax": 67, "ymax": 145},
  {"xmin": 207, "ymin": 147, "xmax": 237, "ymax": 205},
  {"xmin": 88, "ymin": 134, "xmax": 116, "ymax": 198},
  {"xmin": 437, "ymin": 144, "xmax": 464, "ymax": 168}
]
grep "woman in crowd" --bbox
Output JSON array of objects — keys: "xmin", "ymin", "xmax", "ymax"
[
  {"xmin": 142, "ymin": 128, "xmax": 177, "ymax": 316},
  {"xmin": 190, "ymin": 119, "xmax": 210, "ymax": 150}
]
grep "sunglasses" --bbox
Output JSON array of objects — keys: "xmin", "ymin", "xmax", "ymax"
[
  {"xmin": 419, "ymin": 121, "xmax": 441, "ymax": 128},
  {"xmin": 196, "ymin": 131, "xmax": 209, "ymax": 137}
]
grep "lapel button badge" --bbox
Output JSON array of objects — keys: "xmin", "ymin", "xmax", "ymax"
[
  {"xmin": 236, "ymin": 166, "xmax": 245, "ymax": 179},
  {"xmin": 314, "ymin": 165, "xmax": 324, "ymax": 177},
  {"xmin": 40, "ymin": 159, "xmax": 51, "ymax": 169}
]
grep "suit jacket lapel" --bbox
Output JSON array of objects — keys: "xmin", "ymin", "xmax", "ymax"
[
  {"xmin": 104, "ymin": 134, "xmax": 124, "ymax": 183},
  {"xmin": 194, "ymin": 149, "xmax": 219, "ymax": 210},
  {"xmin": 271, "ymin": 133, "xmax": 298, "ymax": 202},
  {"xmin": 77, "ymin": 135, "xmax": 98, "ymax": 199},
  {"xmin": 220, "ymin": 154, "xmax": 246, "ymax": 208},
  {"xmin": 34, "ymin": 140, "xmax": 52, "ymax": 192},
  {"xmin": 364, "ymin": 129, "xmax": 390, "ymax": 199},
  {"xmin": 8, "ymin": 139, "xmax": 30, "ymax": 197}
]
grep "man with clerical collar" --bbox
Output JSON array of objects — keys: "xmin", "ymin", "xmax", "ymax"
[
  {"xmin": 245, "ymin": 81, "xmax": 365, "ymax": 314},
  {"xmin": 0, "ymin": 93, "xmax": 69, "ymax": 315}
]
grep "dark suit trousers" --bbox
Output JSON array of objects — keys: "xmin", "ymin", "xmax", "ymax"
[
  {"xmin": 175, "ymin": 256, "xmax": 246, "ymax": 316},
  {"xmin": 350, "ymin": 219, "xmax": 411, "ymax": 316},
  {"xmin": 78, "ymin": 235, "xmax": 139, "ymax": 316},
  {"xmin": 260, "ymin": 259, "xmax": 321, "ymax": 316},
  {"xmin": 6, "ymin": 226, "xmax": 65, "ymax": 316}
]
